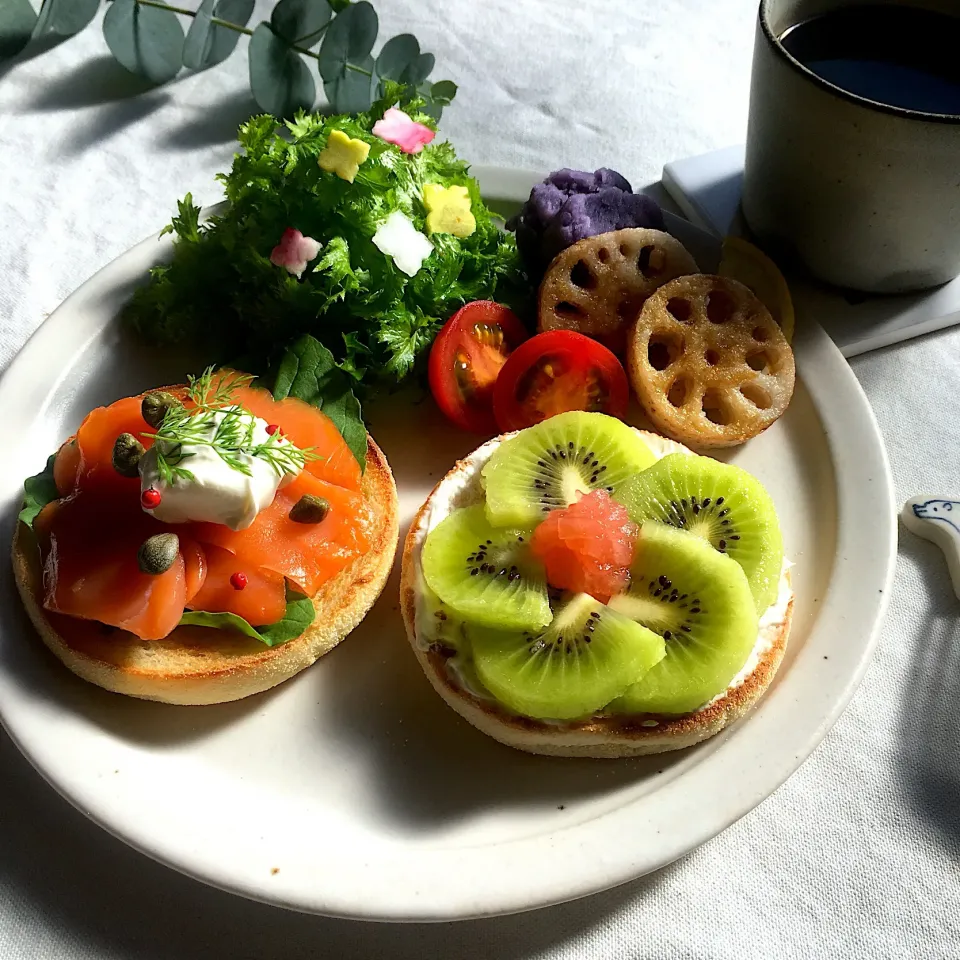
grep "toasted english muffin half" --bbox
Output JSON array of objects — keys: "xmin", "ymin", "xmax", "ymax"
[
  {"xmin": 399, "ymin": 429, "xmax": 793, "ymax": 758},
  {"xmin": 12, "ymin": 437, "xmax": 398, "ymax": 706}
]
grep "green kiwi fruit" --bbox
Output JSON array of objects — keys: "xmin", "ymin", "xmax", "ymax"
[
  {"xmin": 616, "ymin": 453, "xmax": 783, "ymax": 612},
  {"xmin": 470, "ymin": 592, "xmax": 665, "ymax": 720},
  {"xmin": 415, "ymin": 584, "xmax": 488, "ymax": 702},
  {"xmin": 416, "ymin": 583, "xmax": 466, "ymax": 650},
  {"xmin": 421, "ymin": 505, "xmax": 550, "ymax": 631},
  {"xmin": 481, "ymin": 411, "xmax": 656, "ymax": 528},
  {"xmin": 607, "ymin": 522, "xmax": 758, "ymax": 714}
]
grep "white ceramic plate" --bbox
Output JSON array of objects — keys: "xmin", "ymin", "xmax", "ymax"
[{"xmin": 0, "ymin": 168, "xmax": 895, "ymax": 921}]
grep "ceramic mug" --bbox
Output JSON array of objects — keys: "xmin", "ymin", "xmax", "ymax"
[{"xmin": 741, "ymin": 0, "xmax": 960, "ymax": 294}]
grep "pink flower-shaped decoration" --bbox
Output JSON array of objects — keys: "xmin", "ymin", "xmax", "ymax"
[
  {"xmin": 270, "ymin": 228, "xmax": 321, "ymax": 279},
  {"xmin": 372, "ymin": 108, "xmax": 436, "ymax": 155}
]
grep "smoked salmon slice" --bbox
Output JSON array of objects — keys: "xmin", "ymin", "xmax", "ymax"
[
  {"xmin": 190, "ymin": 470, "xmax": 370, "ymax": 596},
  {"xmin": 53, "ymin": 439, "xmax": 81, "ymax": 497},
  {"xmin": 36, "ymin": 379, "xmax": 366, "ymax": 642},
  {"xmin": 74, "ymin": 396, "xmax": 154, "ymax": 493},
  {"xmin": 181, "ymin": 537, "xmax": 208, "ymax": 604},
  {"xmin": 225, "ymin": 376, "xmax": 362, "ymax": 492},
  {"xmin": 186, "ymin": 544, "xmax": 287, "ymax": 625},
  {"xmin": 40, "ymin": 490, "xmax": 187, "ymax": 641}
]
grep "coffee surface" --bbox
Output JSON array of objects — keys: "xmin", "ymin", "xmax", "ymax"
[{"xmin": 780, "ymin": 5, "xmax": 960, "ymax": 116}]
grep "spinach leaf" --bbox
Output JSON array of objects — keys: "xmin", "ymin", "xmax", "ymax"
[
  {"xmin": 178, "ymin": 592, "xmax": 315, "ymax": 647},
  {"xmin": 19, "ymin": 454, "xmax": 59, "ymax": 529},
  {"xmin": 273, "ymin": 334, "xmax": 367, "ymax": 471}
]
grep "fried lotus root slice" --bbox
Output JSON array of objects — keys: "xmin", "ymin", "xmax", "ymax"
[
  {"xmin": 538, "ymin": 228, "xmax": 699, "ymax": 353},
  {"xmin": 627, "ymin": 274, "xmax": 796, "ymax": 448}
]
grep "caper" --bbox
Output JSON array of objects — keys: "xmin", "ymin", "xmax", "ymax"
[
  {"xmin": 141, "ymin": 391, "xmax": 181, "ymax": 428},
  {"xmin": 112, "ymin": 433, "xmax": 145, "ymax": 477},
  {"xmin": 137, "ymin": 533, "xmax": 179, "ymax": 575},
  {"xmin": 289, "ymin": 494, "xmax": 330, "ymax": 524}
]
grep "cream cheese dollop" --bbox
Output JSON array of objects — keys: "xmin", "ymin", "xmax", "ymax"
[{"xmin": 138, "ymin": 406, "xmax": 301, "ymax": 531}]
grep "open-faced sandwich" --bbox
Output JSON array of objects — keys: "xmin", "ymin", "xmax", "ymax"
[
  {"xmin": 402, "ymin": 167, "xmax": 799, "ymax": 757},
  {"xmin": 401, "ymin": 411, "xmax": 793, "ymax": 757},
  {"xmin": 13, "ymin": 362, "xmax": 398, "ymax": 705}
]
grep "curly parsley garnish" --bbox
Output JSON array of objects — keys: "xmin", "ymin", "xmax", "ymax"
[{"xmin": 124, "ymin": 96, "xmax": 525, "ymax": 390}]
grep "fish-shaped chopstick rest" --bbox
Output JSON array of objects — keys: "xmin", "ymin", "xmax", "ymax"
[{"xmin": 901, "ymin": 496, "xmax": 960, "ymax": 600}]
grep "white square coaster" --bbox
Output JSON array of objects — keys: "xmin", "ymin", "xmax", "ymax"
[{"xmin": 662, "ymin": 146, "xmax": 960, "ymax": 358}]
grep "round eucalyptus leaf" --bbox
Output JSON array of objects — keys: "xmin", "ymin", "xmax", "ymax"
[
  {"xmin": 33, "ymin": 0, "xmax": 100, "ymax": 38},
  {"xmin": 271, "ymin": 0, "xmax": 331, "ymax": 46},
  {"xmin": 0, "ymin": 0, "xmax": 37, "ymax": 58},
  {"xmin": 400, "ymin": 51, "xmax": 434, "ymax": 86},
  {"xmin": 323, "ymin": 53, "xmax": 376, "ymax": 114},
  {"xmin": 419, "ymin": 99, "xmax": 443, "ymax": 122},
  {"xmin": 417, "ymin": 79, "xmax": 456, "ymax": 122},
  {"xmin": 103, "ymin": 0, "xmax": 184, "ymax": 84},
  {"xmin": 430, "ymin": 79, "xmax": 458, "ymax": 102},
  {"xmin": 183, "ymin": 0, "xmax": 254, "ymax": 70},
  {"xmin": 317, "ymin": 0, "xmax": 377, "ymax": 81},
  {"xmin": 249, "ymin": 22, "xmax": 315, "ymax": 118},
  {"xmin": 375, "ymin": 33, "xmax": 418, "ymax": 82}
]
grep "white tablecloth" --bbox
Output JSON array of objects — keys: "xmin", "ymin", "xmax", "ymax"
[{"xmin": 1, "ymin": 2, "xmax": 958, "ymax": 957}]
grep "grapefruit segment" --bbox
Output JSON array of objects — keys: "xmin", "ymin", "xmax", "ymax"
[{"xmin": 531, "ymin": 490, "xmax": 638, "ymax": 603}]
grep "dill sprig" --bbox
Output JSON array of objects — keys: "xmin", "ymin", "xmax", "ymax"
[{"xmin": 145, "ymin": 368, "xmax": 320, "ymax": 484}]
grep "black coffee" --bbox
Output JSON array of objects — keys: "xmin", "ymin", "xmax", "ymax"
[{"xmin": 779, "ymin": 5, "xmax": 960, "ymax": 116}]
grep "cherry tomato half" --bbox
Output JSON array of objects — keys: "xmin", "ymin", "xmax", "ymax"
[
  {"xmin": 493, "ymin": 330, "xmax": 630, "ymax": 432},
  {"xmin": 428, "ymin": 301, "xmax": 528, "ymax": 433}
]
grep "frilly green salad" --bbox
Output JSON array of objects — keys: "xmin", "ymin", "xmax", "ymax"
[{"xmin": 126, "ymin": 88, "xmax": 523, "ymax": 439}]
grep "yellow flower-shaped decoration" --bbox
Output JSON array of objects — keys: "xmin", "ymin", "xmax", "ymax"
[
  {"xmin": 317, "ymin": 130, "xmax": 370, "ymax": 184},
  {"xmin": 423, "ymin": 183, "xmax": 476, "ymax": 238}
]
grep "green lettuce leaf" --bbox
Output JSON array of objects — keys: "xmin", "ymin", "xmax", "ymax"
[
  {"xmin": 178, "ymin": 592, "xmax": 315, "ymax": 647},
  {"xmin": 273, "ymin": 334, "xmax": 367, "ymax": 470},
  {"xmin": 19, "ymin": 455, "xmax": 59, "ymax": 529}
]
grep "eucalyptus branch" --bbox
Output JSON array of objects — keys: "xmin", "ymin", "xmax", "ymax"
[
  {"xmin": 132, "ymin": 0, "xmax": 338, "ymax": 61},
  {"xmin": 1, "ymin": 0, "xmax": 458, "ymax": 121},
  {"xmin": 132, "ymin": 0, "xmax": 336, "ymax": 62},
  {"xmin": 210, "ymin": 15, "xmax": 251, "ymax": 37},
  {"xmin": 134, "ymin": 0, "xmax": 194, "ymax": 16}
]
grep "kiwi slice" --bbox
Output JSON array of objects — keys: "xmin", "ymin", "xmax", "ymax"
[
  {"xmin": 607, "ymin": 522, "xmax": 758, "ymax": 714},
  {"xmin": 470, "ymin": 592, "xmax": 665, "ymax": 720},
  {"xmin": 416, "ymin": 582, "xmax": 466, "ymax": 650},
  {"xmin": 482, "ymin": 411, "xmax": 656, "ymax": 528},
  {"xmin": 421, "ymin": 505, "xmax": 551, "ymax": 631},
  {"xmin": 616, "ymin": 453, "xmax": 783, "ymax": 612}
]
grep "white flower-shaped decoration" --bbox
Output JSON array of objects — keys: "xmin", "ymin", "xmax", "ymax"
[{"xmin": 372, "ymin": 210, "xmax": 433, "ymax": 277}]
